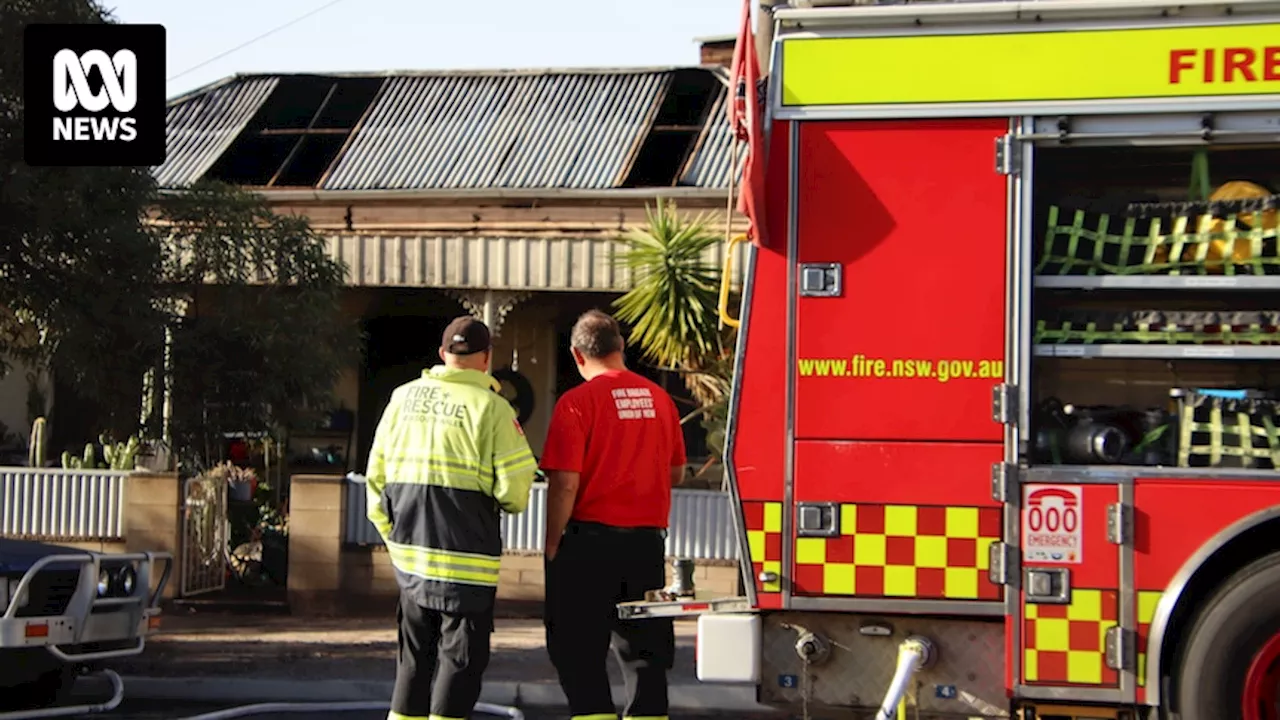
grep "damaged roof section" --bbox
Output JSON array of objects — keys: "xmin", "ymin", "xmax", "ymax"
[
  {"xmin": 154, "ymin": 76, "xmax": 279, "ymax": 188},
  {"xmin": 153, "ymin": 67, "xmax": 742, "ymax": 192}
]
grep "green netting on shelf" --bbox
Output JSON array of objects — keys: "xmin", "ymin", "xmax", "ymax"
[
  {"xmin": 1036, "ymin": 204, "xmax": 1280, "ymax": 277},
  {"xmin": 1035, "ymin": 310, "xmax": 1280, "ymax": 345},
  {"xmin": 1176, "ymin": 391, "xmax": 1280, "ymax": 469}
]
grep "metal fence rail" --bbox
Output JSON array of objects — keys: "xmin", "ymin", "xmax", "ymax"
[
  {"xmin": 344, "ymin": 478, "xmax": 739, "ymax": 560},
  {"xmin": 0, "ymin": 468, "xmax": 129, "ymax": 540},
  {"xmin": 501, "ymin": 484, "xmax": 549, "ymax": 552},
  {"xmin": 666, "ymin": 487, "xmax": 740, "ymax": 560}
]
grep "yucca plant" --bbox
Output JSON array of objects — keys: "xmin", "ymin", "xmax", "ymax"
[{"xmin": 612, "ymin": 198, "xmax": 735, "ymax": 410}]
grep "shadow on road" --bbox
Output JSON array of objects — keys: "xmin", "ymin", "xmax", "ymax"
[{"xmin": 109, "ymin": 611, "xmax": 697, "ymax": 686}]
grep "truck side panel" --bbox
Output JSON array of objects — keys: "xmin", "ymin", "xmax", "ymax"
[
  {"xmin": 733, "ymin": 120, "xmax": 794, "ymax": 609},
  {"xmin": 793, "ymin": 118, "xmax": 1007, "ymax": 443},
  {"xmin": 788, "ymin": 118, "xmax": 1008, "ymax": 606}
]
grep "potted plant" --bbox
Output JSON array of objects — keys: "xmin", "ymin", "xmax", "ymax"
[{"xmin": 204, "ymin": 461, "xmax": 258, "ymax": 502}]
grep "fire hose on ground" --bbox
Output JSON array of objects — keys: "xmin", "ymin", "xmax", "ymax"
[
  {"xmin": 873, "ymin": 636, "xmax": 935, "ymax": 720},
  {"xmin": 0, "ymin": 672, "xmax": 524, "ymax": 720},
  {"xmin": 174, "ymin": 701, "xmax": 525, "ymax": 720}
]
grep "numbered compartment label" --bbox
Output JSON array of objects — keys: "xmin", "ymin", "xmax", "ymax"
[{"xmin": 1022, "ymin": 484, "xmax": 1083, "ymax": 564}]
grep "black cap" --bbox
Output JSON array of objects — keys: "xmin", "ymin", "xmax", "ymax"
[{"xmin": 441, "ymin": 316, "xmax": 491, "ymax": 356}]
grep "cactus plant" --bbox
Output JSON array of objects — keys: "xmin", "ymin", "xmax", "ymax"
[
  {"xmin": 57, "ymin": 435, "xmax": 142, "ymax": 470},
  {"xmin": 28, "ymin": 417, "xmax": 46, "ymax": 467},
  {"xmin": 99, "ymin": 434, "xmax": 141, "ymax": 470},
  {"xmin": 125, "ymin": 435, "xmax": 140, "ymax": 469},
  {"xmin": 61, "ymin": 450, "xmax": 83, "ymax": 469}
]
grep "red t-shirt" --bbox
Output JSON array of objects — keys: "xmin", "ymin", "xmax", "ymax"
[{"xmin": 540, "ymin": 369, "xmax": 687, "ymax": 528}]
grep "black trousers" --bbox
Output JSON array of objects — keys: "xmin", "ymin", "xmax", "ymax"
[
  {"xmin": 545, "ymin": 521, "xmax": 676, "ymax": 720},
  {"xmin": 390, "ymin": 592, "xmax": 492, "ymax": 720}
]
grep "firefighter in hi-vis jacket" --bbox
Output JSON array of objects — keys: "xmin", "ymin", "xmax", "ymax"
[{"xmin": 366, "ymin": 315, "xmax": 538, "ymax": 720}]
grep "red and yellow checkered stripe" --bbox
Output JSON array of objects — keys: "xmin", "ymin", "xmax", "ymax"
[
  {"xmin": 743, "ymin": 501, "xmax": 782, "ymax": 594},
  {"xmin": 791, "ymin": 504, "xmax": 1003, "ymax": 600},
  {"xmin": 1024, "ymin": 588, "xmax": 1119, "ymax": 687},
  {"xmin": 1137, "ymin": 590, "xmax": 1162, "ymax": 690}
]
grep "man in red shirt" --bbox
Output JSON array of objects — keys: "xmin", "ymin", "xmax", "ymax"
[{"xmin": 540, "ymin": 309, "xmax": 687, "ymax": 720}]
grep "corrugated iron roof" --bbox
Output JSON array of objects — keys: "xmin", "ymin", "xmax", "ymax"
[
  {"xmin": 157, "ymin": 68, "xmax": 740, "ymax": 192},
  {"xmin": 679, "ymin": 83, "xmax": 742, "ymax": 189},
  {"xmin": 321, "ymin": 71, "xmax": 671, "ymax": 191},
  {"xmin": 154, "ymin": 76, "xmax": 278, "ymax": 188}
]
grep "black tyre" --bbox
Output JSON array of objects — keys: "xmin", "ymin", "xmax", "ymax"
[
  {"xmin": 1175, "ymin": 552, "xmax": 1280, "ymax": 720},
  {"xmin": 493, "ymin": 367, "xmax": 535, "ymax": 425}
]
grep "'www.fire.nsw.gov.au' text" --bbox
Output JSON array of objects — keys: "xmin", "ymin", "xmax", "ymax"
[{"xmin": 797, "ymin": 355, "xmax": 1004, "ymax": 383}]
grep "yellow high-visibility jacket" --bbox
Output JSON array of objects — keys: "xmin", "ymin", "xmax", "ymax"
[{"xmin": 366, "ymin": 365, "xmax": 537, "ymax": 613}]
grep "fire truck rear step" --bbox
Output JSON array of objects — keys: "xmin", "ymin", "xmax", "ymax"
[
  {"xmin": 616, "ymin": 594, "xmax": 752, "ymax": 620},
  {"xmin": 1019, "ymin": 704, "xmax": 1132, "ymax": 720}
]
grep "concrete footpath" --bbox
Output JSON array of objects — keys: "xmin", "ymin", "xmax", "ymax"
[{"xmin": 112, "ymin": 609, "xmax": 778, "ymax": 714}]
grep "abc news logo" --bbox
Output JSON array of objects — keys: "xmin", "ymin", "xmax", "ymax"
[
  {"xmin": 24, "ymin": 24, "xmax": 166, "ymax": 167},
  {"xmin": 53, "ymin": 49, "xmax": 140, "ymax": 142}
]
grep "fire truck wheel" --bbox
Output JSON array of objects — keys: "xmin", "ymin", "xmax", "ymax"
[{"xmin": 1175, "ymin": 551, "xmax": 1280, "ymax": 720}]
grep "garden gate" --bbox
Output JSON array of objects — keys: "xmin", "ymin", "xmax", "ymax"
[{"xmin": 180, "ymin": 474, "xmax": 227, "ymax": 596}]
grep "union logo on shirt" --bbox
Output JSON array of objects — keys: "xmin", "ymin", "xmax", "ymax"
[{"xmin": 610, "ymin": 386, "xmax": 657, "ymax": 420}]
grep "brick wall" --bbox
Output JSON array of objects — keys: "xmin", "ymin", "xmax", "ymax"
[
  {"xmin": 287, "ymin": 475, "xmax": 346, "ymax": 614},
  {"xmin": 700, "ymin": 40, "xmax": 734, "ymax": 67},
  {"xmin": 124, "ymin": 472, "xmax": 182, "ymax": 600}
]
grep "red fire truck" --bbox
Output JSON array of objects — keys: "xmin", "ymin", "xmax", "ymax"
[{"xmin": 621, "ymin": 1, "xmax": 1280, "ymax": 718}]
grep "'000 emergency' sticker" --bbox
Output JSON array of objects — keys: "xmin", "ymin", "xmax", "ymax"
[{"xmin": 1022, "ymin": 485, "xmax": 1083, "ymax": 565}]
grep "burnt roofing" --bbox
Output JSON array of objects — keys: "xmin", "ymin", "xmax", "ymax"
[{"xmin": 154, "ymin": 67, "xmax": 742, "ymax": 193}]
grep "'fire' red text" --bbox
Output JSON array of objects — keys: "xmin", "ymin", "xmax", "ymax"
[{"xmin": 1169, "ymin": 47, "xmax": 1280, "ymax": 84}]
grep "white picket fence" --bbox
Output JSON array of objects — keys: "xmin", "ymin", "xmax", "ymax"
[
  {"xmin": 0, "ymin": 467, "xmax": 129, "ymax": 540},
  {"xmin": 344, "ymin": 477, "xmax": 740, "ymax": 561}
]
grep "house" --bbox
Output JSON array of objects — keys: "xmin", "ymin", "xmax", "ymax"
[{"xmin": 151, "ymin": 63, "xmax": 747, "ymax": 476}]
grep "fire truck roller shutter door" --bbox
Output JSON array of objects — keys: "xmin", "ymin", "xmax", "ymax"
[{"xmin": 1175, "ymin": 551, "xmax": 1280, "ymax": 718}]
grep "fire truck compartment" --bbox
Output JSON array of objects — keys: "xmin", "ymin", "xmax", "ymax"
[
  {"xmin": 1027, "ymin": 141, "xmax": 1280, "ymax": 471},
  {"xmin": 1016, "ymin": 126, "xmax": 1280, "ymax": 707}
]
